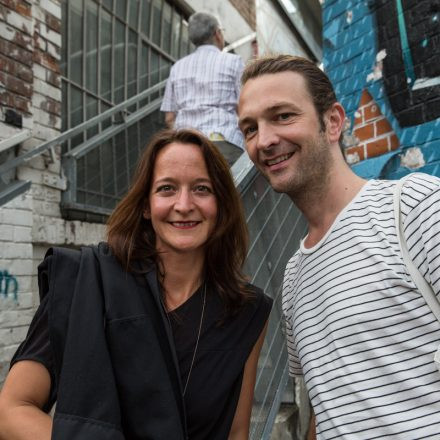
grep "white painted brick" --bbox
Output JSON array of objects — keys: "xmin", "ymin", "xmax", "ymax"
[
  {"xmin": 39, "ymin": 21, "xmax": 61, "ymax": 47},
  {"xmin": 0, "ymin": 259, "xmax": 33, "ymax": 276},
  {"xmin": 32, "ymin": 200, "xmax": 61, "ymax": 217},
  {"xmin": 32, "ymin": 63, "xmax": 47, "ymax": 82},
  {"xmin": 32, "ymin": 122, "xmax": 61, "ymax": 141},
  {"xmin": 32, "ymin": 184, "xmax": 61, "ymax": 203},
  {"xmin": 34, "ymin": 34, "xmax": 47, "ymax": 51},
  {"xmin": 32, "ymin": 215, "xmax": 65, "ymax": 244},
  {"xmin": 0, "ymin": 326, "xmax": 28, "ymax": 346},
  {"xmin": 33, "ymin": 78, "xmax": 61, "ymax": 101},
  {"xmin": 22, "ymin": 115, "xmax": 33, "ymax": 130},
  {"xmin": 32, "ymin": 4, "xmax": 46, "ymax": 22},
  {"xmin": 0, "ymin": 24, "xmax": 33, "ymax": 50},
  {"xmin": 0, "ymin": 225, "xmax": 14, "ymax": 241},
  {"xmin": 39, "ymin": 0, "xmax": 62, "ymax": 20},
  {"xmin": 32, "ymin": 90, "xmax": 47, "ymax": 107},
  {"xmin": 0, "ymin": 309, "xmax": 34, "ymax": 328},
  {"xmin": 65, "ymin": 220, "xmax": 106, "ymax": 246},
  {"xmin": 13, "ymin": 226, "xmax": 33, "ymax": 243},
  {"xmin": 34, "ymin": 109, "xmax": 61, "ymax": 130},
  {"xmin": 0, "ymin": 344, "xmax": 21, "ymax": 364},
  {"xmin": 47, "ymin": 41, "xmax": 61, "ymax": 60},
  {"xmin": 2, "ymin": 192, "xmax": 32, "ymax": 210},
  {"xmin": 0, "ymin": 208, "xmax": 33, "ymax": 227},
  {"xmin": 4, "ymin": 7, "xmax": 34, "ymax": 36},
  {"xmin": 0, "ymin": 243, "xmax": 33, "ymax": 259}
]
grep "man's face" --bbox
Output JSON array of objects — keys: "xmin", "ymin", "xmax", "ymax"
[{"xmin": 238, "ymin": 71, "xmax": 333, "ymax": 197}]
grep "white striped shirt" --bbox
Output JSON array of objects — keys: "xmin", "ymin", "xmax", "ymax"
[
  {"xmin": 283, "ymin": 173, "xmax": 440, "ymax": 439},
  {"xmin": 160, "ymin": 45, "xmax": 244, "ymax": 148}
]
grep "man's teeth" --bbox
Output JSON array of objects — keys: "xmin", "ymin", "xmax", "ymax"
[{"xmin": 267, "ymin": 153, "xmax": 293, "ymax": 166}]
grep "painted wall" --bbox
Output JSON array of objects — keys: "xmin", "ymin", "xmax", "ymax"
[{"xmin": 323, "ymin": 0, "xmax": 440, "ymax": 179}]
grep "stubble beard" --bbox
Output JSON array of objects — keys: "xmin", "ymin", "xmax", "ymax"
[{"xmin": 271, "ymin": 132, "xmax": 333, "ymax": 202}]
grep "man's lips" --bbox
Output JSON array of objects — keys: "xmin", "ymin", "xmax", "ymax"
[
  {"xmin": 264, "ymin": 152, "xmax": 294, "ymax": 167},
  {"xmin": 169, "ymin": 221, "xmax": 201, "ymax": 229}
]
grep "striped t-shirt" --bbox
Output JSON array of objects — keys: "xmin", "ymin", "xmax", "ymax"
[{"xmin": 283, "ymin": 173, "xmax": 440, "ymax": 439}]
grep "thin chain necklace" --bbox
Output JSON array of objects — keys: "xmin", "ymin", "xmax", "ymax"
[{"xmin": 182, "ymin": 283, "xmax": 207, "ymax": 396}]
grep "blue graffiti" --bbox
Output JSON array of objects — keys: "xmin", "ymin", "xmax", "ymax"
[{"xmin": 0, "ymin": 270, "xmax": 18, "ymax": 301}]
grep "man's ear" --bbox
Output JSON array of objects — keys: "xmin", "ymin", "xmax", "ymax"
[{"xmin": 324, "ymin": 102, "xmax": 345, "ymax": 144}]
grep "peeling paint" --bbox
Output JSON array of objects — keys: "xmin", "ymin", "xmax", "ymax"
[
  {"xmin": 400, "ymin": 147, "xmax": 425, "ymax": 169},
  {"xmin": 346, "ymin": 152, "xmax": 360, "ymax": 165},
  {"xmin": 346, "ymin": 10, "xmax": 353, "ymax": 24},
  {"xmin": 367, "ymin": 50, "xmax": 386, "ymax": 82}
]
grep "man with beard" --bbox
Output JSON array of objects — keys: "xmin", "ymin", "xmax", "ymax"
[{"xmin": 238, "ymin": 55, "xmax": 440, "ymax": 439}]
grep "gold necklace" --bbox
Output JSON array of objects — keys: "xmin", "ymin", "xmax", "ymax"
[{"xmin": 182, "ymin": 283, "xmax": 206, "ymax": 396}]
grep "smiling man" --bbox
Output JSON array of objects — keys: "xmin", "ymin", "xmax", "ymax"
[{"xmin": 238, "ymin": 55, "xmax": 440, "ymax": 439}]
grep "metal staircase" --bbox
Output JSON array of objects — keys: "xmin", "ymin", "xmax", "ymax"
[{"xmin": 0, "ymin": 80, "xmax": 306, "ymax": 438}]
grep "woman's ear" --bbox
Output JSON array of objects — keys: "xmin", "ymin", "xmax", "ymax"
[
  {"xmin": 143, "ymin": 201, "xmax": 150, "ymax": 220},
  {"xmin": 324, "ymin": 102, "xmax": 345, "ymax": 144}
]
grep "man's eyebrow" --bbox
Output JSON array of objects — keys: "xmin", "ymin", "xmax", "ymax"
[{"xmin": 239, "ymin": 102, "xmax": 301, "ymax": 127}]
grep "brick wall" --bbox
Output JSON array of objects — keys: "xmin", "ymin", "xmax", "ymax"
[
  {"xmin": 0, "ymin": 0, "xmax": 105, "ymax": 385},
  {"xmin": 229, "ymin": 0, "xmax": 256, "ymax": 30},
  {"xmin": 323, "ymin": 0, "xmax": 440, "ymax": 179}
]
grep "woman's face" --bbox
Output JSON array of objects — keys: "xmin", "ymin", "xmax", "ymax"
[{"xmin": 145, "ymin": 142, "xmax": 218, "ymax": 258}]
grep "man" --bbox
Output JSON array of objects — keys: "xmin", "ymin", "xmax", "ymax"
[
  {"xmin": 238, "ymin": 55, "xmax": 440, "ymax": 439},
  {"xmin": 161, "ymin": 12, "xmax": 244, "ymax": 166}
]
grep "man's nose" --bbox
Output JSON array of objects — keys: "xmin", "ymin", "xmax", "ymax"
[{"xmin": 256, "ymin": 122, "xmax": 279, "ymax": 151}]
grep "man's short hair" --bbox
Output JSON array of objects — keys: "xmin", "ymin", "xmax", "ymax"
[
  {"xmin": 188, "ymin": 12, "xmax": 220, "ymax": 46},
  {"xmin": 241, "ymin": 55, "xmax": 338, "ymax": 130}
]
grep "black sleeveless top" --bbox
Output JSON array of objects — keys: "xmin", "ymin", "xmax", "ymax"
[{"xmin": 12, "ymin": 283, "xmax": 272, "ymax": 439}]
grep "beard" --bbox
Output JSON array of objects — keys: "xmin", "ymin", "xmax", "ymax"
[{"xmin": 267, "ymin": 131, "xmax": 333, "ymax": 199}]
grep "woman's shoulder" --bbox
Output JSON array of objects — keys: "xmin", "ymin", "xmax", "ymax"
[{"xmin": 242, "ymin": 283, "xmax": 273, "ymax": 320}]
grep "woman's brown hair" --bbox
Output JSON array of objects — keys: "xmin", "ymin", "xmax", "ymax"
[{"xmin": 107, "ymin": 128, "xmax": 251, "ymax": 313}]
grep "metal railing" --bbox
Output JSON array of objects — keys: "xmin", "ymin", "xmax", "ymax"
[{"xmin": 232, "ymin": 154, "xmax": 307, "ymax": 437}]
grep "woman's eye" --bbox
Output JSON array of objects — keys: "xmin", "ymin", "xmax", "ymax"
[
  {"xmin": 194, "ymin": 185, "xmax": 212, "ymax": 194},
  {"xmin": 156, "ymin": 185, "xmax": 174, "ymax": 193}
]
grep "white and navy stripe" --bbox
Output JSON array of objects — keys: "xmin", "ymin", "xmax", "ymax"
[{"xmin": 283, "ymin": 173, "xmax": 440, "ymax": 439}]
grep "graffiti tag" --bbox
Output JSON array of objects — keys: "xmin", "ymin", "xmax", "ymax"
[{"xmin": 0, "ymin": 270, "xmax": 18, "ymax": 301}]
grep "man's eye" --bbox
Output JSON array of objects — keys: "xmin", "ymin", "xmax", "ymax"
[
  {"xmin": 244, "ymin": 126, "xmax": 257, "ymax": 137},
  {"xmin": 277, "ymin": 113, "xmax": 292, "ymax": 121}
]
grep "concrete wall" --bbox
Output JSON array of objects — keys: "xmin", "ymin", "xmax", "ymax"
[{"xmin": 323, "ymin": 0, "xmax": 440, "ymax": 179}]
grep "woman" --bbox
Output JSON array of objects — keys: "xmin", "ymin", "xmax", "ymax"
[{"xmin": 0, "ymin": 129, "xmax": 272, "ymax": 439}]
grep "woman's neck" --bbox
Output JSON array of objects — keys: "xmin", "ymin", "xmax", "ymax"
[{"xmin": 160, "ymin": 251, "xmax": 204, "ymax": 311}]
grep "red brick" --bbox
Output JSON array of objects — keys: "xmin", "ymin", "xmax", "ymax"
[
  {"xmin": 0, "ymin": 53, "xmax": 32, "ymax": 82},
  {"xmin": 353, "ymin": 122, "xmax": 374, "ymax": 141},
  {"xmin": 375, "ymin": 117, "xmax": 393, "ymax": 137},
  {"xmin": 0, "ymin": 0, "xmax": 31, "ymax": 16},
  {"xmin": 11, "ymin": 93, "xmax": 31, "ymax": 114},
  {"xmin": 0, "ymin": 90, "xmax": 12, "ymax": 106},
  {"xmin": 345, "ymin": 145, "xmax": 365, "ymax": 161},
  {"xmin": 46, "ymin": 70, "xmax": 60, "ymax": 87},
  {"xmin": 4, "ymin": 72, "xmax": 32, "ymax": 97},
  {"xmin": 0, "ymin": 39, "xmax": 33, "ymax": 66},
  {"xmin": 364, "ymin": 102, "xmax": 382, "ymax": 122},
  {"xmin": 33, "ymin": 49, "xmax": 60, "ymax": 73},
  {"xmin": 359, "ymin": 89, "xmax": 373, "ymax": 106},
  {"xmin": 45, "ymin": 12, "xmax": 61, "ymax": 33},
  {"xmin": 41, "ymin": 96, "xmax": 61, "ymax": 116},
  {"xmin": 366, "ymin": 137, "xmax": 388, "ymax": 158},
  {"xmin": 389, "ymin": 134, "xmax": 400, "ymax": 150}
]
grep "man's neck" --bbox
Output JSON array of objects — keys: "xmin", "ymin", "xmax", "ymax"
[{"xmin": 295, "ymin": 166, "xmax": 367, "ymax": 249}]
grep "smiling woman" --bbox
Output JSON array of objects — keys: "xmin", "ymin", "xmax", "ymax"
[{"xmin": 0, "ymin": 129, "xmax": 272, "ymax": 440}]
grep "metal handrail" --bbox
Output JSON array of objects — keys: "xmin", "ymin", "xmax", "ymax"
[{"xmin": 0, "ymin": 80, "xmax": 167, "ymax": 177}]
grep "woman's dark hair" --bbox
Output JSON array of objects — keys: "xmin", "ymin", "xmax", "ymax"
[{"xmin": 107, "ymin": 128, "xmax": 251, "ymax": 313}]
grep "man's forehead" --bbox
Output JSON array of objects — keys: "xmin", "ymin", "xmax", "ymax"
[{"xmin": 239, "ymin": 72, "xmax": 309, "ymax": 115}]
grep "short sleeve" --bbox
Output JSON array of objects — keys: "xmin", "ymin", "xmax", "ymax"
[
  {"xmin": 160, "ymin": 67, "xmax": 177, "ymax": 112},
  {"xmin": 10, "ymin": 287, "xmax": 57, "ymax": 411},
  {"xmin": 401, "ymin": 173, "xmax": 440, "ymax": 298}
]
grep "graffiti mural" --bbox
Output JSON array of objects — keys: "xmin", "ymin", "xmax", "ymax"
[
  {"xmin": 372, "ymin": 0, "xmax": 440, "ymax": 126},
  {"xmin": 0, "ymin": 270, "xmax": 18, "ymax": 301}
]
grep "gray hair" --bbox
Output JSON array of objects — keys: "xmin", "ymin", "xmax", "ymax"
[{"xmin": 188, "ymin": 12, "xmax": 220, "ymax": 46}]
